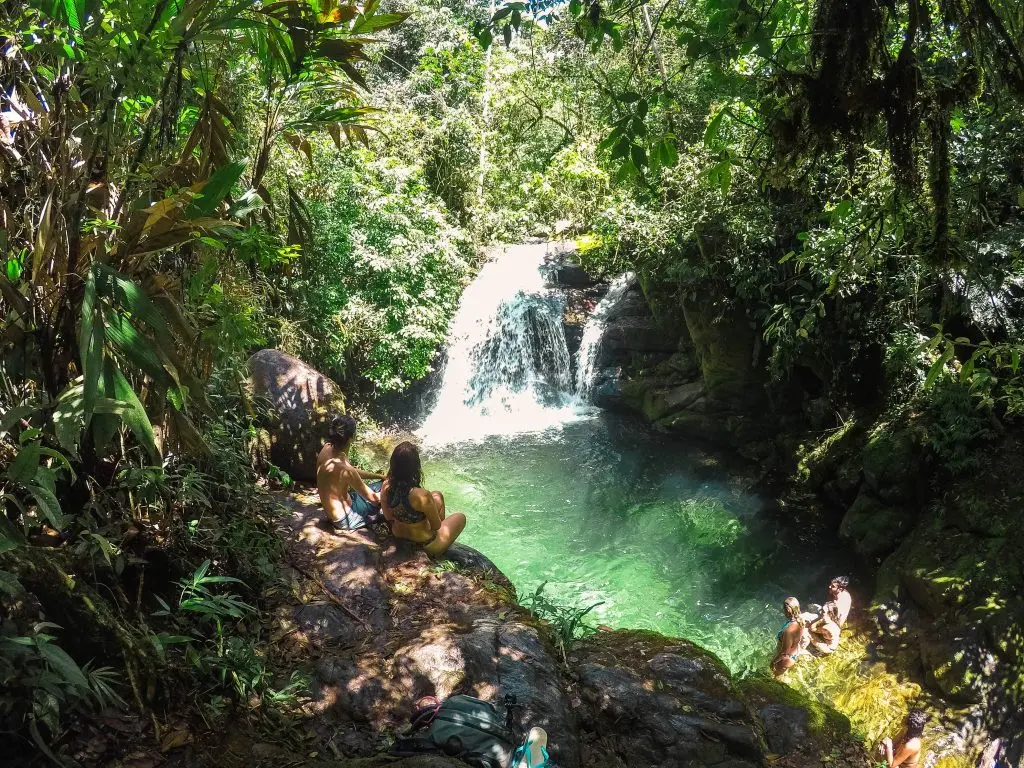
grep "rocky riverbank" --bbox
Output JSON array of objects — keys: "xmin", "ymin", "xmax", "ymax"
[
  {"xmin": 198, "ymin": 491, "xmax": 869, "ymax": 768},
  {"xmin": 545, "ymin": 246, "xmax": 1023, "ymax": 764}
]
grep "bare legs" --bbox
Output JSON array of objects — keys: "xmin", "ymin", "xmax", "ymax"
[{"xmin": 423, "ymin": 490, "xmax": 465, "ymax": 557}]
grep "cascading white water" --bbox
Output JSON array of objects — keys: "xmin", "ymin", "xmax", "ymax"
[
  {"xmin": 575, "ymin": 272, "xmax": 635, "ymax": 401},
  {"xmin": 418, "ymin": 243, "xmax": 579, "ymax": 444}
]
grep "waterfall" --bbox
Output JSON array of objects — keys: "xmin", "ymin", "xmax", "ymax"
[
  {"xmin": 418, "ymin": 243, "xmax": 578, "ymax": 444},
  {"xmin": 575, "ymin": 272, "xmax": 634, "ymax": 401}
]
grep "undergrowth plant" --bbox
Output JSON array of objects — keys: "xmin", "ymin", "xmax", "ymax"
[
  {"xmin": 520, "ymin": 582, "xmax": 604, "ymax": 661},
  {"xmin": 147, "ymin": 560, "xmax": 306, "ymax": 724}
]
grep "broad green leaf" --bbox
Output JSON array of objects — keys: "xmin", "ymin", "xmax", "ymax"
[
  {"xmin": 479, "ymin": 26, "xmax": 493, "ymax": 49},
  {"xmin": 0, "ymin": 497, "xmax": 26, "ymax": 548},
  {"xmin": 184, "ymin": 162, "xmax": 246, "ymax": 218},
  {"xmin": 79, "ymin": 268, "xmax": 103, "ymax": 424},
  {"xmin": 53, "ymin": 380, "xmax": 85, "ymax": 453},
  {"xmin": 924, "ymin": 346, "xmax": 953, "ymax": 389},
  {"xmin": 7, "ymin": 442, "xmax": 41, "ymax": 484},
  {"xmin": 61, "ymin": 0, "xmax": 84, "ymax": 31},
  {"xmin": 660, "ymin": 139, "xmax": 678, "ymax": 167},
  {"xmin": 351, "ymin": 11, "xmax": 407, "ymax": 33},
  {"xmin": 0, "ymin": 570, "xmax": 23, "ymax": 597},
  {"xmin": 0, "ymin": 402, "xmax": 38, "ymax": 436},
  {"xmin": 630, "ymin": 144, "xmax": 647, "ymax": 169},
  {"xmin": 26, "ymin": 484, "xmax": 64, "ymax": 530},
  {"xmin": 103, "ymin": 309, "xmax": 176, "ymax": 387},
  {"xmin": 37, "ymin": 640, "xmax": 90, "ymax": 689},
  {"xmin": 704, "ymin": 110, "xmax": 725, "ymax": 146},
  {"xmin": 105, "ymin": 360, "xmax": 161, "ymax": 462}
]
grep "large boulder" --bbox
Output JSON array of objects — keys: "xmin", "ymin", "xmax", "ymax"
[
  {"xmin": 570, "ymin": 631, "xmax": 762, "ymax": 768},
  {"xmin": 839, "ymin": 489, "xmax": 916, "ymax": 559},
  {"xmin": 248, "ymin": 349, "xmax": 345, "ymax": 482}
]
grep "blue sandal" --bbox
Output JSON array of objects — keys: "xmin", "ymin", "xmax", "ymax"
[{"xmin": 511, "ymin": 734, "xmax": 550, "ymax": 768}]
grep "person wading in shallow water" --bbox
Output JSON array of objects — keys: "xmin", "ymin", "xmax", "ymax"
[
  {"xmin": 772, "ymin": 596, "xmax": 810, "ymax": 676},
  {"xmin": 381, "ymin": 441, "xmax": 466, "ymax": 557},
  {"xmin": 880, "ymin": 710, "xmax": 928, "ymax": 768},
  {"xmin": 316, "ymin": 414, "xmax": 384, "ymax": 532}
]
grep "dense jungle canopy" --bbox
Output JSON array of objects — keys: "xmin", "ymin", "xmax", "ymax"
[{"xmin": 2, "ymin": 0, "xmax": 1024, "ymax": 765}]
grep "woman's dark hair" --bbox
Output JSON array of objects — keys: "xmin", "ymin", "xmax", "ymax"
[
  {"xmin": 905, "ymin": 710, "xmax": 928, "ymax": 738},
  {"xmin": 830, "ymin": 575, "xmax": 850, "ymax": 590},
  {"xmin": 386, "ymin": 441, "xmax": 423, "ymax": 507},
  {"xmin": 327, "ymin": 414, "xmax": 357, "ymax": 448}
]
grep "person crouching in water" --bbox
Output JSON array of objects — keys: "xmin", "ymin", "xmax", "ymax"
[
  {"xmin": 772, "ymin": 597, "xmax": 810, "ymax": 676},
  {"xmin": 316, "ymin": 414, "xmax": 384, "ymax": 532},
  {"xmin": 381, "ymin": 441, "xmax": 466, "ymax": 557},
  {"xmin": 809, "ymin": 601, "xmax": 842, "ymax": 655},
  {"xmin": 828, "ymin": 575, "xmax": 852, "ymax": 627}
]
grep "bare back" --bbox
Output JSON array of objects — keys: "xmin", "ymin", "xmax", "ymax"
[
  {"xmin": 317, "ymin": 444, "xmax": 375, "ymax": 524},
  {"xmin": 380, "ymin": 481, "xmax": 440, "ymax": 544}
]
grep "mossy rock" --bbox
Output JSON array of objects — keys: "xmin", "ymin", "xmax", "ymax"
[
  {"xmin": 861, "ymin": 426, "xmax": 924, "ymax": 503},
  {"xmin": 839, "ymin": 489, "xmax": 916, "ymax": 558},
  {"xmin": 682, "ymin": 293, "xmax": 764, "ymax": 409},
  {"xmin": 738, "ymin": 675, "xmax": 852, "ymax": 743}
]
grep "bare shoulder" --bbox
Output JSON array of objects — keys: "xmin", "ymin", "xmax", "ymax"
[{"xmin": 408, "ymin": 487, "xmax": 432, "ymax": 509}]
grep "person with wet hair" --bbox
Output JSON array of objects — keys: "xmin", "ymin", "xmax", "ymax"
[
  {"xmin": 381, "ymin": 441, "xmax": 466, "ymax": 556},
  {"xmin": 880, "ymin": 710, "xmax": 928, "ymax": 768},
  {"xmin": 771, "ymin": 597, "xmax": 810, "ymax": 676},
  {"xmin": 316, "ymin": 414, "xmax": 384, "ymax": 532},
  {"xmin": 828, "ymin": 575, "xmax": 852, "ymax": 626}
]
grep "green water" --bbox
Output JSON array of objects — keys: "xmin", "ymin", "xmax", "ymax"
[{"xmin": 423, "ymin": 413, "xmax": 850, "ymax": 674}]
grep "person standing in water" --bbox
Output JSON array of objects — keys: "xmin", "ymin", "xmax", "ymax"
[
  {"xmin": 316, "ymin": 414, "xmax": 383, "ymax": 532},
  {"xmin": 381, "ymin": 441, "xmax": 466, "ymax": 557},
  {"xmin": 879, "ymin": 710, "xmax": 927, "ymax": 768},
  {"xmin": 772, "ymin": 597, "xmax": 810, "ymax": 676}
]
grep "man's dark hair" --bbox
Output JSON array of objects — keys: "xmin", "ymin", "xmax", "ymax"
[
  {"xmin": 830, "ymin": 575, "xmax": 850, "ymax": 590},
  {"xmin": 906, "ymin": 710, "xmax": 928, "ymax": 737},
  {"xmin": 326, "ymin": 414, "xmax": 357, "ymax": 448}
]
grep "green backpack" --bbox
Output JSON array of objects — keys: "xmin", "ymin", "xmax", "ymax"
[{"xmin": 392, "ymin": 694, "xmax": 518, "ymax": 768}]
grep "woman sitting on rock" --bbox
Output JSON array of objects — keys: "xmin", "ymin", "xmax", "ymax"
[
  {"xmin": 382, "ymin": 441, "xmax": 466, "ymax": 556},
  {"xmin": 808, "ymin": 601, "xmax": 842, "ymax": 655},
  {"xmin": 771, "ymin": 597, "xmax": 810, "ymax": 676},
  {"xmin": 317, "ymin": 414, "xmax": 384, "ymax": 532},
  {"xmin": 879, "ymin": 710, "xmax": 927, "ymax": 768}
]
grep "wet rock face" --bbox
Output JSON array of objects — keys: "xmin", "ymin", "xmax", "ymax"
[
  {"xmin": 570, "ymin": 631, "xmax": 762, "ymax": 768},
  {"xmin": 248, "ymin": 349, "xmax": 345, "ymax": 482}
]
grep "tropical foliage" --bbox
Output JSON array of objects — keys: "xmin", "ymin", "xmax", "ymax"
[{"xmin": 3, "ymin": 0, "xmax": 1024, "ymax": 762}]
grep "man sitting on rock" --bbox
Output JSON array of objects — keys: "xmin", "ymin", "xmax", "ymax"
[{"xmin": 316, "ymin": 414, "xmax": 384, "ymax": 532}]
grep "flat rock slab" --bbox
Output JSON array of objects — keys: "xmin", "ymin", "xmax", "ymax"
[{"xmin": 278, "ymin": 492, "xmax": 580, "ymax": 768}]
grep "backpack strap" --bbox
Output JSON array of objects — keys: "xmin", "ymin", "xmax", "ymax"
[
  {"xmin": 409, "ymin": 696, "xmax": 442, "ymax": 731},
  {"xmin": 390, "ymin": 733, "xmax": 438, "ymax": 757}
]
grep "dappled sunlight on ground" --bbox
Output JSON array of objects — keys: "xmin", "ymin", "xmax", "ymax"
[{"xmin": 784, "ymin": 630, "xmax": 974, "ymax": 767}]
